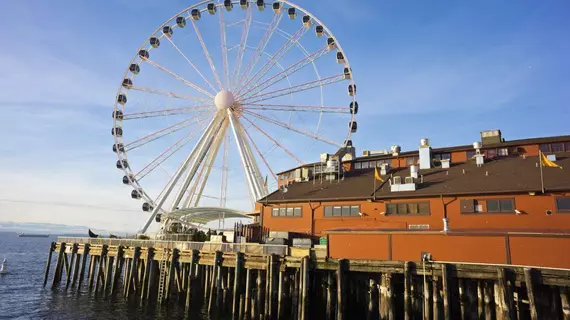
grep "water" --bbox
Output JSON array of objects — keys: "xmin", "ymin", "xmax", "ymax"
[{"xmin": 0, "ymin": 232, "xmax": 218, "ymax": 319}]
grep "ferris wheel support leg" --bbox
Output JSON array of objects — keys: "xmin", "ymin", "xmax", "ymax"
[
  {"xmin": 169, "ymin": 115, "xmax": 226, "ymax": 211},
  {"xmin": 192, "ymin": 122, "xmax": 228, "ymax": 207},
  {"xmin": 227, "ymin": 110, "xmax": 266, "ymax": 203},
  {"xmin": 140, "ymin": 114, "xmax": 221, "ymax": 233}
]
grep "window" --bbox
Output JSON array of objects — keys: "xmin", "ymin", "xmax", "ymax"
[
  {"xmin": 324, "ymin": 205, "xmax": 360, "ymax": 217},
  {"xmin": 433, "ymin": 153, "xmax": 451, "ymax": 161},
  {"xmin": 271, "ymin": 206, "xmax": 302, "ymax": 217},
  {"xmin": 406, "ymin": 157, "xmax": 419, "ymax": 166},
  {"xmin": 565, "ymin": 142, "xmax": 570, "ymax": 152},
  {"xmin": 551, "ymin": 143, "xmax": 564, "ymax": 153},
  {"xmin": 486, "ymin": 149, "xmax": 497, "ymax": 159},
  {"xmin": 466, "ymin": 150, "xmax": 476, "ymax": 159},
  {"xmin": 355, "ymin": 162, "xmax": 362, "ymax": 170},
  {"xmin": 376, "ymin": 159, "xmax": 390, "ymax": 167},
  {"xmin": 556, "ymin": 197, "xmax": 570, "ymax": 212},
  {"xmin": 385, "ymin": 202, "xmax": 430, "ymax": 215},
  {"xmin": 539, "ymin": 144, "xmax": 551, "ymax": 153},
  {"xmin": 497, "ymin": 148, "xmax": 509, "ymax": 156},
  {"xmin": 361, "ymin": 161, "xmax": 369, "ymax": 169},
  {"xmin": 485, "ymin": 199, "xmax": 515, "ymax": 213}
]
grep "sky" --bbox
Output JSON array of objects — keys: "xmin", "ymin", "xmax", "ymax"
[{"xmin": 0, "ymin": 0, "xmax": 569, "ymax": 233}]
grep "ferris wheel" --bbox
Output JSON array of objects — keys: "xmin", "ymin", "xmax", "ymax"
[{"xmin": 112, "ymin": 0, "xmax": 358, "ymax": 233}]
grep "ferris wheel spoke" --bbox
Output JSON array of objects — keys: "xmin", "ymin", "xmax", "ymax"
[
  {"xmin": 236, "ymin": 26, "xmax": 308, "ymax": 97},
  {"xmin": 125, "ymin": 111, "xmax": 212, "ymax": 151},
  {"xmin": 242, "ymin": 103, "xmax": 349, "ymax": 114},
  {"xmin": 242, "ymin": 110, "xmax": 342, "ymax": 148},
  {"xmin": 143, "ymin": 58, "xmax": 215, "ymax": 98},
  {"xmin": 238, "ymin": 46, "xmax": 329, "ymax": 100},
  {"xmin": 240, "ymin": 115, "xmax": 304, "ymax": 165},
  {"xmin": 219, "ymin": 7, "xmax": 230, "ymax": 89},
  {"xmin": 239, "ymin": 73, "xmax": 345, "ymax": 105},
  {"xmin": 135, "ymin": 117, "xmax": 212, "ymax": 180},
  {"xmin": 122, "ymin": 104, "xmax": 214, "ymax": 120},
  {"xmin": 130, "ymin": 85, "xmax": 212, "ymax": 103},
  {"xmin": 162, "ymin": 36, "xmax": 218, "ymax": 93},
  {"xmin": 234, "ymin": 10, "xmax": 284, "ymax": 91},
  {"xmin": 241, "ymin": 124, "xmax": 278, "ymax": 185},
  {"xmin": 190, "ymin": 19, "xmax": 224, "ymax": 90},
  {"xmin": 231, "ymin": 6, "xmax": 253, "ymax": 91}
]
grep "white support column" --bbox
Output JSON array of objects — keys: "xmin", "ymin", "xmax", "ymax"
[
  {"xmin": 227, "ymin": 110, "xmax": 266, "ymax": 202},
  {"xmin": 140, "ymin": 115, "xmax": 220, "ymax": 233},
  {"xmin": 170, "ymin": 114, "xmax": 226, "ymax": 211}
]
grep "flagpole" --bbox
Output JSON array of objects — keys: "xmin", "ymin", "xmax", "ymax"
[
  {"xmin": 373, "ymin": 168, "xmax": 376, "ymax": 201},
  {"xmin": 539, "ymin": 150, "xmax": 545, "ymax": 193}
]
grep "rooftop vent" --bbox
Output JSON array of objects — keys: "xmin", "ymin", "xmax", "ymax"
[
  {"xmin": 419, "ymin": 138, "xmax": 431, "ymax": 169},
  {"xmin": 390, "ymin": 145, "xmax": 401, "ymax": 156},
  {"xmin": 481, "ymin": 130, "xmax": 502, "ymax": 145}
]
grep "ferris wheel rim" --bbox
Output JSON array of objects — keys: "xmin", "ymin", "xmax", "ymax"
[{"xmin": 112, "ymin": 0, "xmax": 358, "ymax": 231}]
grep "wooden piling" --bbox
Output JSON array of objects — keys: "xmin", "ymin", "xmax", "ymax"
[
  {"xmin": 232, "ymin": 252, "xmax": 244, "ymax": 319},
  {"xmin": 256, "ymin": 270, "xmax": 263, "ymax": 320},
  {"xmin": 326, "ymin": 271, "xmax": 333, "ymax": 320},
  {"xmin": 483, "ymin": 281, "xmax": 493, "ymax": 320},
  {"xmin": 141, "ymin": 248, "xmax": 153, "ymax": 301},
  {"xmin": 459, "ymin": 278, "xmax": 466, "ymax": 320},
  {"xmin": 561, "ymin": 287, "xmax": 570, "ymax": 320},
  {"xmin": 77, "ymin": 244, "xmax": 89, "ymax": 290},
  {"xmin": 432, "ymin": 276, "xmax": 440, "ymax": 320},
  {"xmin": 209, "ymin": 251, "xmax": 222, "ymax": 314},
  {"xmin": 337, "ymin": 259, "xmax": 346, "ymax": 320},
  {"xmin": 110, "ymin": 246, "xmax": 123, "ymax": 296},
  {"xmin": 245, "ymin": 268, "xmax": 252, "ymax": 320},
  {"xmin": 300, "ymin": 256, "xmax": 309, "ymax": 320},
  {"xmin": 404, "ymin": 261, "xmax": 412, "ymax": 320},
  {"xmin": 87, "ymin": 255, "xmax": 96, "ymax": 292},
  {"xmin": 71, "ymin": 245, "xmax": 82, "ymax": 289},
  {"xmin": 277, "ymin": 268, "xmax": 285, "ymax": 320},
  {"xmin": 441, "ymin": 263, "xmax": 450, "ymax": 320},
  {"xmin": 495, "ymin": 268, "xmax": 514, "ymax": 320},
  {"xmin": 52, "ymin": 242, "xmax": 66, "ymax": 287},
  {"xmin": 65, "ymin": 243, "xmax": 78, "ymax": 289},
  {"xmin": 186, "ymin": 250, "xmax": 198, "ymax": 312},
  {"xmin": 43, "ymin": 242, "xmax": 55, "ymax": 287},
  {"xmin": 524, "ymin": 268, "xmax": 538, "ymax": 320},
  {"xmin": 368, "ymin": 278, "xmax": 377, "ymax": 320}
]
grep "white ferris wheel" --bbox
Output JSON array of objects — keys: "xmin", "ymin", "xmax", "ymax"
[{"xmin": 112, "ymin": 0, "xmax": 358, "ymax": 233}]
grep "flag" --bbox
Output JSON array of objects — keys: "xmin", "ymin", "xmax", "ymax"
[
  {"xmin": 374, "ymin": 167, "xmax": 384, "ymax": 182},
  {"xmin": 541, "ymin": 153, "xmax": 563, "ymax": 169}
]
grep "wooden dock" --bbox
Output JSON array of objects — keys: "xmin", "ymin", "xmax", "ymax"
[{"xmin": 44, "ymin": 238, "xmax": 570, "ymax": 320}]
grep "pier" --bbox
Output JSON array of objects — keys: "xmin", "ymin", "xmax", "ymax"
[{"xmin": 44, "ymin": 237, "xmax": 570, "ymax": 320}]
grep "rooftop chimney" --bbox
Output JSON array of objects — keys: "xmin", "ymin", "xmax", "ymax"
[
  {"xmin": 480, "ymin": 130, "xmax": 502, "ymax": 145},
  {"xmin": 419, "ymin": 138, "xmax": 431, "ymax": 169}
]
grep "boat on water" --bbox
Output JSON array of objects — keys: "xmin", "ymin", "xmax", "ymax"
[
  {"xmin": 17, "ymin": 233, "xmax": 49, "ymax": 238},
  {"xmin": 0, "ymin": 258, "xmax": 7, "ymax": 275}
]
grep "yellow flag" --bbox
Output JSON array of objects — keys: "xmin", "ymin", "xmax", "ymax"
[
  {"xmin": 374, "ymin": 167, "xmax": 384, "ymax": 181},
  {"xmin": 541, "ymin": 153, "xmax": 563, "ymax": 169}
]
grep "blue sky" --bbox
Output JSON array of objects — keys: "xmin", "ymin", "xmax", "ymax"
[{"xmin": 0, "ymin": 0, "xmax": 569, "ymax": 232}]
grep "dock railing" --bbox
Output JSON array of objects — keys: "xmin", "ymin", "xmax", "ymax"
[{"xmin": 56, "ymin": 237, "xmax": 288, "ymax": 256}]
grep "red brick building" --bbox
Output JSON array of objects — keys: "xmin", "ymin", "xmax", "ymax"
[{"xmin": 255, "ymin": 130, "xmax": 570, "ymax": 268}]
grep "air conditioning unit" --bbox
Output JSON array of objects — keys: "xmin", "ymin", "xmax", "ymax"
[{"xmin": 393, "ymin": 176, "xmax": 402, "ymax": 185}]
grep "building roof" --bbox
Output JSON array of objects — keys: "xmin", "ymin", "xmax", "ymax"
[
  {"xmin": 261, "ymin": 153, "xmax": 570, "ymax": 203},
  {"xmin": 275, "ymin": 135, "xmax": 570, "ymax": 175}
]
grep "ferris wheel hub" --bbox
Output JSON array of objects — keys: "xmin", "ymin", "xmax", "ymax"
[{"xmin": 214, "ymin": 90, "xmax": 235, "ymax": 110}]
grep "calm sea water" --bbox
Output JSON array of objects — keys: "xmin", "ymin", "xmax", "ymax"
[{"xmin": 0, "ymin": 232, "xmax": 219, "ymax": 320}]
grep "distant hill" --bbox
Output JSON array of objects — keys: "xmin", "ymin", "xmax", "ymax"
[{"xmin": 0, "ymin": 221, "xmax": 128, "ymax": 236}]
